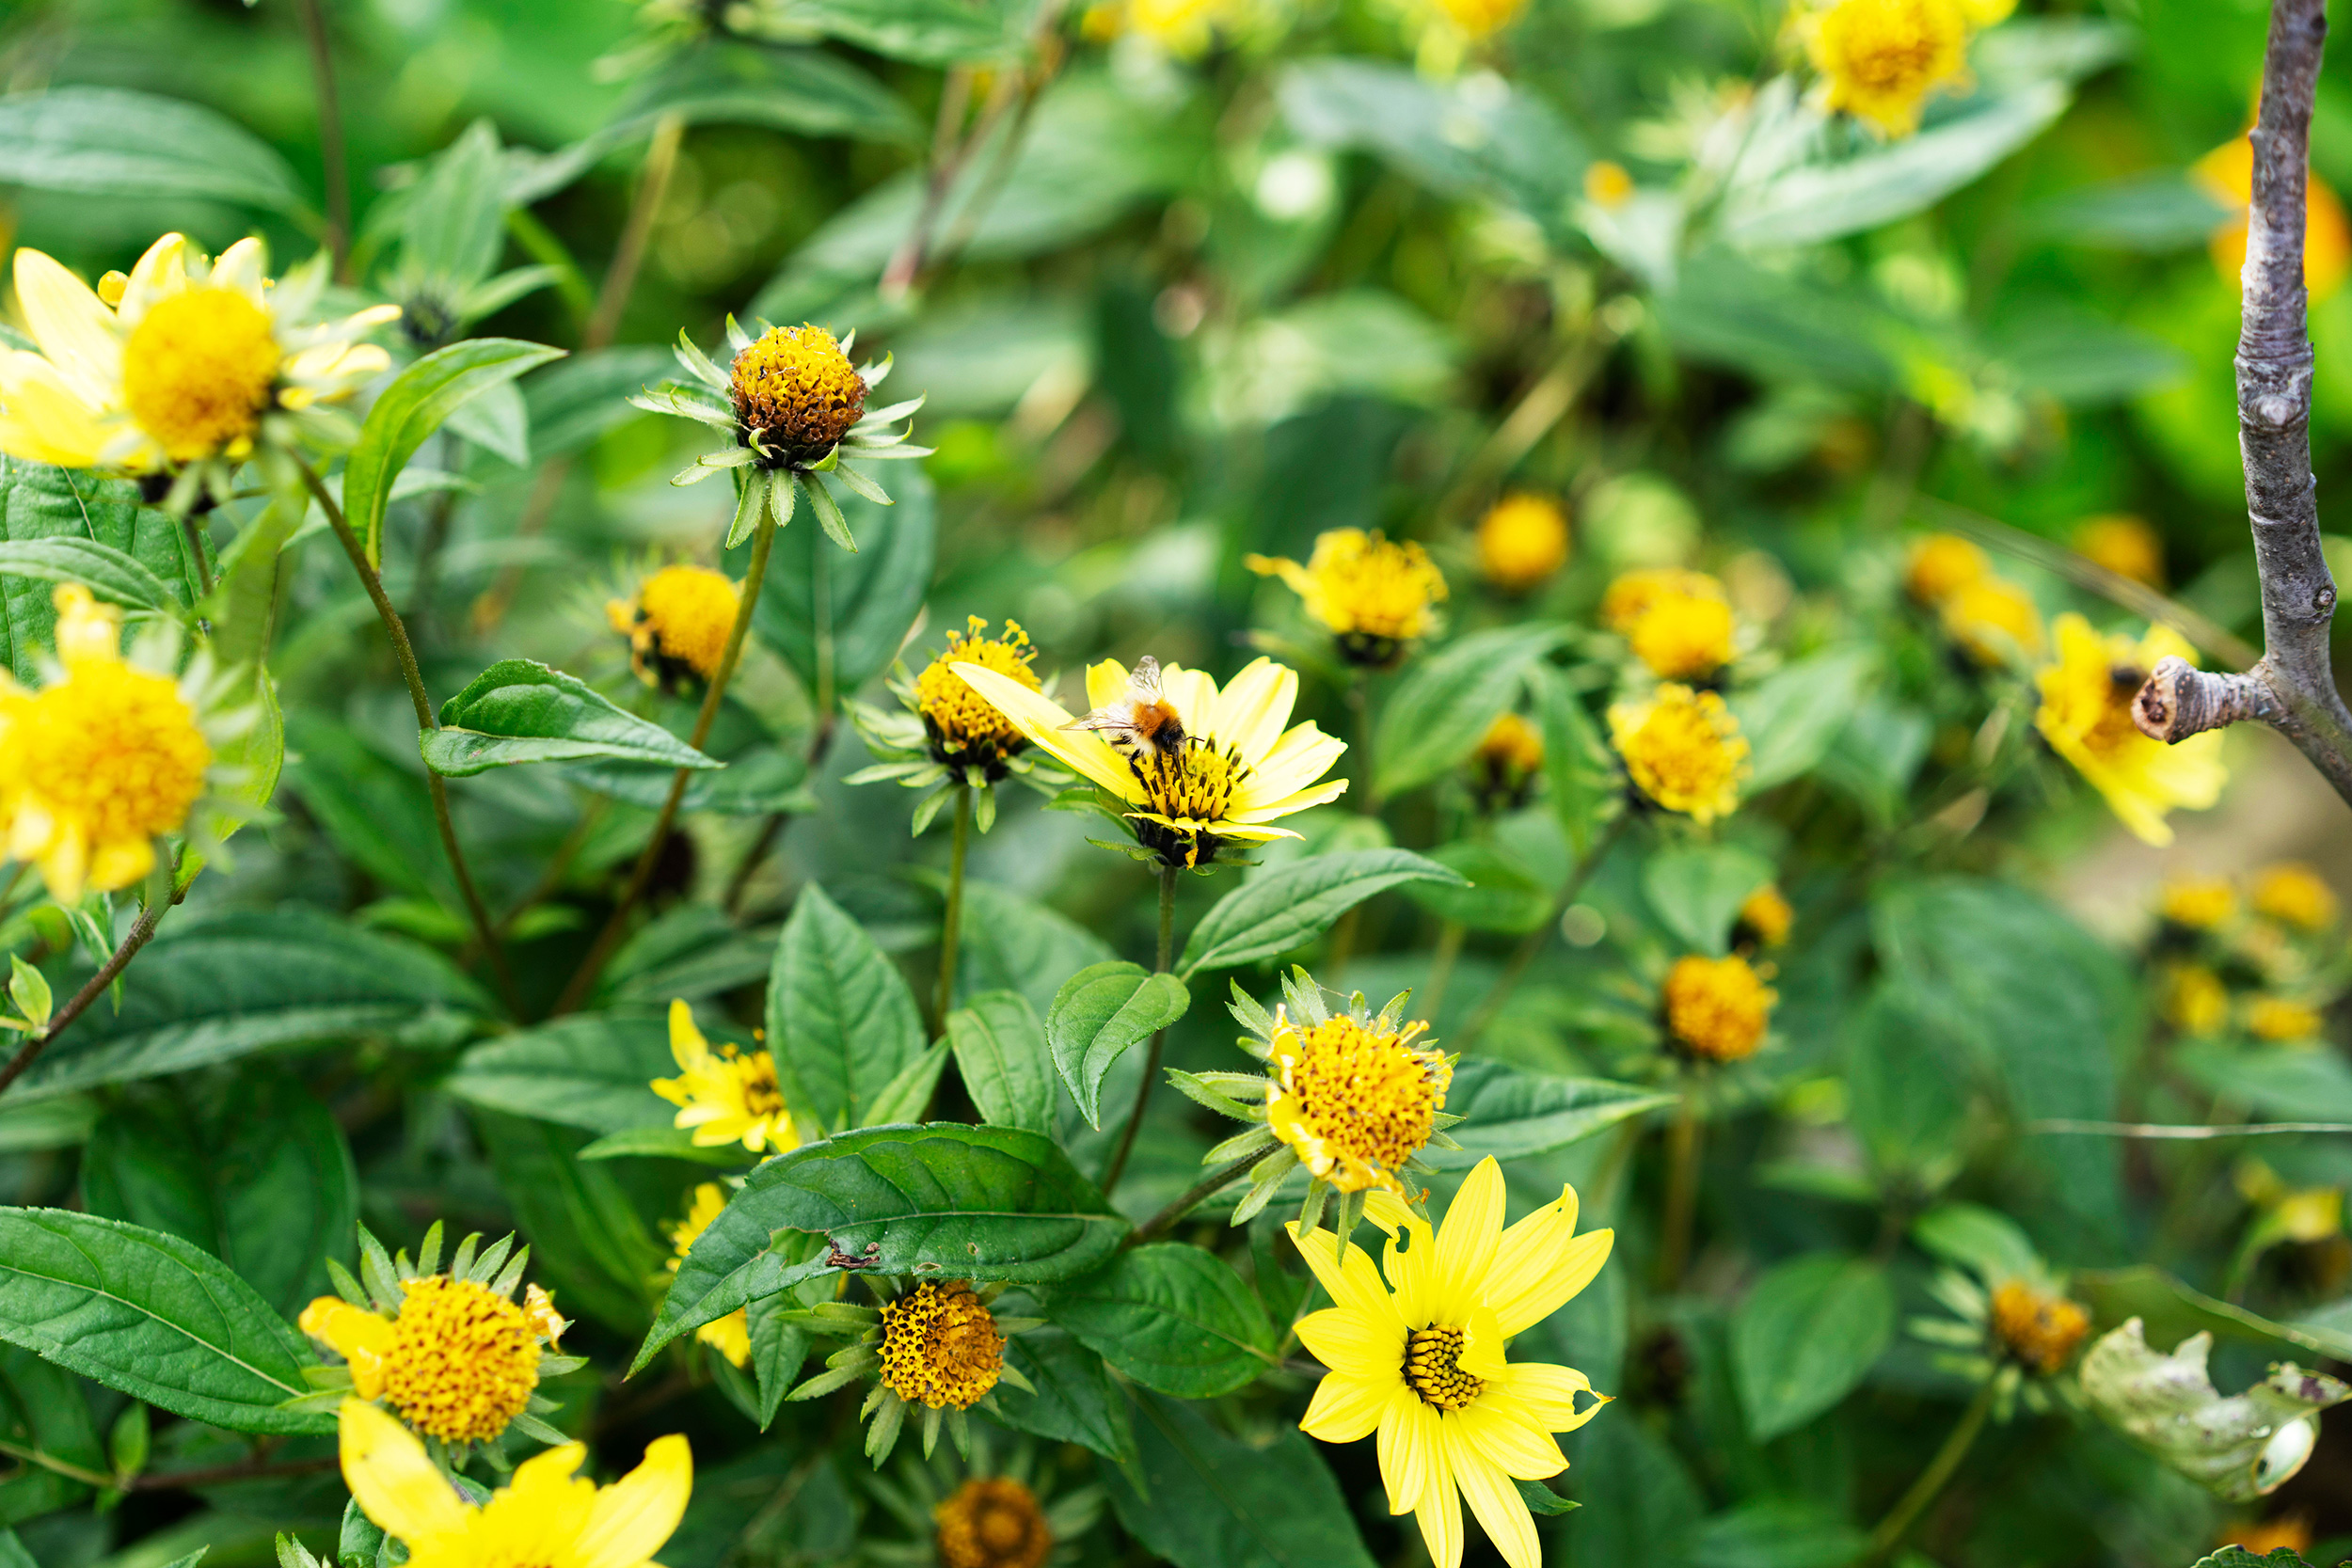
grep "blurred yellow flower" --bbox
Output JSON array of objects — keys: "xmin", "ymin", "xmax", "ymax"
[
  {"xmin": 2072, "ymin": 515, "xmax": 2165, "ymax": 589},
  {"xmin": 2219, "ymin": 1517, "xmax": 2314, "ymax": 1559},
  {"xmin": 1662, "ymin": 953, "xmax": 1775, "ymax": 1062},
  {"xmin": 2158, "ymin": 875, "xmax": 2235, "ymax": 931},
  {"xmin": 2195, "ymin": 137, "xmax": 2352, "ymax": 302},
  {"xmin": 2034, "ymin": 614, "xmax": 2225, "ymax": 847},
  {"xmin": 1600, "ymin": 567, "xmax": 1724, "ymax": 635},
  {"xmin": 1609, "ymin": 684, "xmax": 1748, "ymax": 825},
  {"xmin": 1941, "ymin": 576, "xmax": 2044, "ymax": 665},
  {"xmin": 1264, "ymin": 1004, "xmax": 1451, "ymax": 1196},
  {"xmin": 1472, "ymin": 713, "xmax": 1546, "ymax": 804},
  {"xmin": 2163, "ymin": 963, "xmax": 2230, "ymax": 1036},
  {"xmin": 2253, "ymin": 862, "xmax": 2338, "ymax": 931},
  {"xmin": 1434, "ymin": 0, "xmax": 1524, "ymax": 39},
  {"xmin": 1804, "ymin": 0, "xmax": 1971, "ymax": 138},
  {"xmin": 651, "ymin": 999, "xmax": 799, "ymax": 1153},
  {"xmin": 1582, "ymin": 161, "xmax": 1635, "ymax": 208},
  {"xmin": 1248, "ymin": 530, "xmax": 1448, "ymax": 665},
  {"xmin": 666, "ymin": 1183, "xmax": 751, "ymax": 1368},
  {"xmin": 1988, "ymin": 1280, "xmax": 2089, "ymax": 1374},
  {"xmin": 1475, "ymin": 494, "xmax": 1570, "ymax": 594},
  {"xmin": 1629, "ymin": 592, "xmax": 1736, "ymax": 681},
  {"xmin": 936, "ymin": 1478, "xmax": 1054, "ymax": 1568},
  {"xmin": 1737, "ymin": 884, "xmax": 1794, "ymax": 948},
  {"xmin": 607, "ymin": 563, "xmax": 739, "ymax": 689},
  {"xmin": 1903, "ymin": 532, "xmax": 1989, "ymax": 606},
  {"xmin": 2248, "ymin": 996, "xmax": 2325, "ymax": 1043}
]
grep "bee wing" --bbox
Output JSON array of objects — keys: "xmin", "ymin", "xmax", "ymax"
[
  {"xmin": 1063, "ymin": 699, "xmax": 1137, "ymax": 735},
  {"xmin": 1128, "ymin": 656, "xmax": 1164, "ymax": 704}
]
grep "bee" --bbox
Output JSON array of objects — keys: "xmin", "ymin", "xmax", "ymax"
[{"xmin": 1065, "ymin": 656, "xmax": 1188, "ymax": 762}]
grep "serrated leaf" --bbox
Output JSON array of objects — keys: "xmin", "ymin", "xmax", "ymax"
[
  {"xmin": 1104, "ymin": 1391, "xmax": 1377, "ymax": 1568},
  {"xmin": 1642, "ymin": 844, "xmax": 1775, "ymax": 958},
  {"xmin": 1423, "ymin": 1060, "xmax": 1674, "ymax": 1167},
  {"xmin": 767, "ymin": 883, "xmax": 927, "ymax": 1135},
  {"xmin": 990, "ymin": 1328, "xmax": 1133, "ymax": 1463},
  {"xmin": 1047, "ymin": 962, "xmax": 1190, "ymax": 1128},
  {"xmin": 442, "ymin": 1009, "xmax": 675, "ymax": 1134},
  {"xmin": 947, "ymin": 990, "xmax": 1056, "ymax": 1133},
  {"xmin": 1177, "ymin": 850, "xmax": 1466, "ymax": 978},
  {"xmin": 422, "ymin": 659, "xmax": 718, "ymax": 777},
  {"xmin": 1372, "ymin": 625, "xmax": 1568, "ymax": 800}
]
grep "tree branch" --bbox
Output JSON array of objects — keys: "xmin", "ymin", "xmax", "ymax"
[{"xmin": 2134, "ymin": 0, "xmax": 2352, "ymax": 807}]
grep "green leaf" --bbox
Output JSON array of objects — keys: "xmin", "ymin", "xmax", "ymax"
[
  {"xmin": 394, "ymin": 119, "xmax": 510, "ymax": 299},
  {"xmin": 779, "ymin": 0, "xmax": 1015, "ymax": 64},
  {"xmin": 603, "ymin": 905, "xmax": 777, "ymax": 1005},
  {"xmin": 2176, "ymin": 1042, "xmax": 2352, "ymax": 1121},
  {"xmin": 1178, "ymin": 849, "xmax": 1466, "ymax": 978},
  {"xmin": 0, "ymin": 1349, "xmax": 107, "ymax": 1523},
  {"xmin": 946, "ymin": 990, "xmax": 1056, "ymax": 1132},
  {"xmin": 577, "ymin": 1126, "xmax": 748, "ymax": 1167},
  {"xmin": 343, "ymin": 338, "xmax": 564, "ymax": 565},
  {"xmin": 1642, "ymin": 844, "xmax": 1775, "ymax": 957},
  {"xmin": 80, "ymin": 1071, "xmax": 357, "ymax": 1318},
  {"xmin": 472, "ymin": 1112, "xmax": 665, "ymax": 1335},
  {"xmin": 563, "ymin": 746, "xmax": 813, "ymax": 817},
  {"xmin": 1372, "ymin": 625, "xmax": 1568, "ymax": 800},
  {"xmin": 1680, "ymin": 1500, "xmax": 1866, "ymax": 1568},
  {"xmin": 609, "ymin": 41, "xmax": 922, "ymax": 151},
  {"xmin": 990, "ymin": 1328, "xmax": 1133, "ymax": 1463},
  {"xmin": 0, "ymin": 1209, "xmax": 331, "ymax": 1434},
  {"xmin": 422, "ymin": 659, "xmax": 719, "ymax": 776},
  {"xmin": 1401, "ymin": 841, "xmax": 1552, "ymax": 934},
  {"xmin": 1103, "ymin": 1391, "xmax": 1377, "ymax": 1568},
  {"xmin": 1727, "ymin": 647, "xmax": 1876, "ymax": 793},
  {"xmin": 442, "ymin": 1009, "xmax": 675, "ymax": 1133},
  {"xmin": 1046, "ymin": 962, "xmax": 1190, "ymax": 1129},
  {"xmin": 525, "ymin": 347, "xmax": 675, "ymax": 458},
  {"xmin": 956, "ymin": 881, "xmax": 1117, "ymax": 1019},
  {"xmin": 1042, "ymin": 1244, "xmax": 1275, "ymax": 1398},
  {"xmin": 767, "ymin": 883, "xmax": 928, "ymax": 1135},
  {"xmin": 8, "ymin": 912, "xmax": 490, "ymax": 1102},
  {"xmin": 866, "ymin": 1040, "xmax": 950, "ymax": 1124},
  {"xmin": 1515, "ymin": 1478, "xmax": 1581, "ymax": 1517},
  {"xmin": 1424, "ymin": 1060, "xmax": 1674, "ymax": 1167},
  {"xmin": 1729, "ymin": 1253, "xmax": 1895, "ymax": 1441},
  {"xmin": 2074, "ymin": 1265, "xmax": 2352, "ymax": 1365},
  {"xmin": 1530, "ymin": 661, "xmax": 1611, "ymax": 856},
  {"xmin": 0, "ymin": 87, "xmax": 310, "ymax": 214},
  {"xmin": 0, "ymin": 539, "xmax": 180, "ymax": 619},
  {"xmin": 1912, "ymin": 1202, "xmax": 2043, "ymax": 1287},
  {"xmin": 0, "ymin": 458, "xmax": 204, "ymax": 683},
  {"xmin": 741, "ymin": 466, "xmax": 935, "ymax": 707},
  {"xmin": 1844, "ymin": 986, "xmax": 1968, "ymax": 1194}
]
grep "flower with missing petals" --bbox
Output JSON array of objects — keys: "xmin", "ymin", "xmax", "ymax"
[
  {"xmin": 1608, "ymin": 684, "xmax": 1748, "ymax": 824},
  {"xmin": 1248, "ymin": 531, "xmax": 1448, "ymax": 666}
]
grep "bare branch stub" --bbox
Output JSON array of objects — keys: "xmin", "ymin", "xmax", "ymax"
[{"xmin": 2133, "ymin": 0, "xmax": 2352, "ymax": 807}]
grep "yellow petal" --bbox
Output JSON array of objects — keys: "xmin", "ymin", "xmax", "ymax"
[
  {"xmin": 210, "ymin": 237, "xmax": 270, "ymax": 303},
  {"xmin": 1377, "ymin": 1390, "xmax": 1437, "ymax": 1517},
  {"xmin": 1225, "ymin": 777, "xmax": 1351, "ymax": 823},
  {"xmin": 120, "ymin": 233, "xmax": 190, "ymax": 316},
  {"xmin": 1301, "ymin": 1370, "xmax": 1392, "ymax": 1443},
  {"xmin": 13, "ymin": 249, "xmax": 122, "ymax": 408},
  {"xmin": 0, "ymin": 352, "xmax": 113, "ymax": 467},
  {"xmin": 1452, "ymin": 1400, "xmax": 1565, "ymax": 1480},
  {"xmin": 1296, "ymin": 1305, "xmax": 1406, "ymax": 1374},
  {"xmin": 573, "ymin": 1434, "xmax": 693, "ymax": 1568},
  {"xmin": 1157, "ymin": 663, "xmax": 1218, "ymax": 732},
  {"xmin": 1085, "ymin": 658, "xmax": 1129, "ymax": 711},
  {"xmin": 339, "ymin": 1398, "xmax": 469, "ymax": 1545},
  {"xmin": 666, "ymin": 1000, "xmax": 708, "ymax": 1071},
  {"xmin": 88, "ymin": 834, "xmax": 154, "ymax": 894},
  {"xmin": 1497, "ymin": 1361, "xmax": 1607, "ymax": 1433},
  {"xmin": 955, "ymin": 660, "xmax": 1138, "ymax": 800},
  {"xmin": 1238, "ymin": 723, "xmax": 1346, "ymax": 804},
  {"xmin": 1445, "ymin": 1423, "xmax": 1540, "ymax": 1568},
  {"xmin": 1491, "ymin": 1227, "xmax": 1612, "ymax": 1338},
  {"xmin": 1285, "ymin": 1222, "xmax": 1402, "ymax": 1326},
  {"xmin": 1207, "ymin": 657, "xmax": 1295, "ymax": 762},
  {"xmin": 1457, "ymin": 1303, "xmax": 1510, "ymax": 1382},
  {"xmin": 1412, "ymin": 1416, "xmax": 1464, "ymax": 1568},
  {"xmin": 1434, "ymin": 1158, "xmax": 1505, "ymax": 1309},
  {"xmin": 301, "ymin": 1297, "xmax": 394, "ymax": 1369}
]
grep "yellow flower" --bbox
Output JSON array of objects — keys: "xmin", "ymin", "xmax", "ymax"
[
  {"xmin": 606, "ymin": 564, "xmax": 739, "ymax": 690},
  {"xmin": 0, "ymin": 584, "xmax": 252, "ymax": 900},
  {"xmin": 1804, "ymin": 0, "xmax": 1971, "ymax": 138},
  {"xmin": 2248, "ymin": 996, "xmax": 2325, "ymax": 1043},
  {"xmin": 650, "ymin": 999, "xmax": 798, "ymax": 1152},
  {"xmin": 1941, "ymin": 576, "xmax": 2043, "ymax": 665},
  {"xmin": 0, "ymin": 233, "xmax": 393, "ymax": 483},
  {"xmin": 915, "ymin": 618, "xmax": 1041, "ymax": 775},
  {"xmin": 1470, "ymin": 712, "xmax": 1544, "ymax": 810},
  {"xmin": 1474, "ymin": 494, "xmax": 1570, "ymax": 594},
  {"xmin": 1128, "ymin": 0, "xmax": 1230, "ymax": 52},
  {"xmin": 1289, "ymin": 1158, "xmax": 1613, "ymax": 1568},
  {"xmin": 1903, "ymin": 532, "xmax": 1989, "ymax": 606},
  {"xmin": 2158, "ymin": 875, "xmax": 2235, "ymax": 931},
  {"xmin": 338, "ymin": 1399, "xmax": 690, "ymax": 1568},
  {"xmin": 1736, "ymin": 884, "xmax": 1793, "ymax": 948},
  {"xmin": 2072, "ymin": 515, "xmax": 2165, "ymax": 589},
  {"xmin": 2035, "ymin": 614, "xmax": 2226, "ymax": 847},
  {"xmin": 879, "ymin": 1281, "xmax": 1005, "ymax": 1410},
  {"xmin": 2195, "ymin": 138, "xmax": 2352, "ymax": 303},
  {"xmin": 301, "ymin": 1263, "xmax": 561, "ymax": 1446},
  {"xmin": 1265, "ymin": 1004, "xmax": 1453, "ymax": 1196},
  {"xmin": 951, "ymin": 655, "xmax": 1346, "ymax": 868},
  {"xmin": 2163, "ymin": 963, "xmax": 2229, "ymax": 1036},
  {"xmin": 1599, "ymin": 567, "xmax": 1724, "ymax": 635},
  {"xmin": 1662, "ymin": 954, "xmax": 1775, "ymax": 1062},
  {"xmin": 1608, "ymin": 684, "xmax": 1748, "ymax": 825},
  {"xmin": 1628, "ymin": 592, "xmax": 1736, "ymax": 681},
  {"xmin": 1248, "ymin": 530, "xmax": 1448, "ymax": 665},
  {"xmin": 2253, "ymin": 863, "xmax": 2338, "ymax": 931},
  {"xmin": 1987, "ymin": 1280, "xmax": 2090, "ymax": 1374},
  {"xmin": 1955, "ymin": 0, "xmax": 2011, "ymax": 22},
  {"xmin": 2271, "ymin": 1187, "xmax": 2344, "ymax": 1243},
  {"xmin": 936, "ymin": 1477, "xmax": 1053, "ymax": 1568},
  {"xmin": 1434, "ymin": 0, "xmax": 1525, "ymax": 40},
  {"xmin": 1581, "ymin": 162, "xmax": 1635, "ymax": 209},
  {"xmin": 665, "ymin": 1183, "xmax": 750, "ymax": 1369}
]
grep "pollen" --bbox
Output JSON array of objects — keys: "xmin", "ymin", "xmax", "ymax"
[
  {"xmin": 2254, "ymin": 863, "xmax": 2338, "ymax": 931},
  {"xmin": 1403, "ymin": 1326, "xmax": 1485, "ymax": 1411},
  {"xmin": 609, "ymin": 564, "xmax": 739, "ymax": 689},
  {"xmin": 1266, "ymin": 1011, "xmax": 1450, "ymax": 1194},
  {"xmin": 1248, "ymin": 530, "xmax": 1448, "ymax": 664},
  {"xmin": 1475, "ymin": 494, "xmax": 1570, "ymax": 593},
  {"xmin": 2158, "ymin": 875, "xmax": 2234, "ymax": 931},
  {"xmin": 918, "ymin": 618, "xmax": 1040, "ymax": 773},
  {"xmin": 1988, "ymin": 1280, "xmax": 2090, "ymax": 1374},
  {"xmin": 1737, "ymin": 884, "xmax": 1793, "ymax": 948},
  {"xmin": 878, "ymin": 1281, "xmax": 1004, "ymax": 1410},
  {"xmin": 1608, "ymin": 684, "xmax": 1749, "ymax": 825},
  {"xmin": 1629, "ymin": 592, "xmax": 1736, "ymax": 681},
  {"xmin": 1903, "ymin": 533, "xmax": 1988, "ymax": 606},
  {"xmin": 378, "ymin": 1275, "xmax": 541, "ymax": 1444},
  {"xmin": 1805, "ymin": 0, "xmax": 1971, "ymax": 138},
  {"xmin": 730, "ymin": 323, "xmax": 866, "ymax": 465},
  {"xmin": 120, "ymin": 286, "xmax": 280, "ymax": 463},
  {"xmin": 934, "ymin": 1478, "xmax": 1053, "ymax": 1568},
  {"xmin": 2248, "ymin": 996, "xmax": 2325, "ymax": 1043},
  {"xmin": 1662, "ymin": 953, "xmax": 1774, "ymax": 1062}
]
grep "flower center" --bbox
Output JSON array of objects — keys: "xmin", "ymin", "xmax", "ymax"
[
  {"xmin": 1662, "ymin": 954, "xmax": 1774, "ymax": 1062},
  {"xmin": 935, "ymin": 1478, "xmax": 1053, "ymax": 1568},
  {"xmin": 1267, "ymin": 1015, "xmax": 1448, "ymax": 1192},
  {"xmin": 121, "ymin": 287, "xmax": 280, "ymax": 462},
  {"xmin": 722, "ymin": 1044, "xmax": 787, "ymax": 1117},
  {"xmin": 623, "ymin": 564, "xmax": 739, "ymax": 682},
  {"xmin": 917, "ymin": 618, "xmax": 1039, "ymax": 769},
  {"xmin": 1613, "ymin": 686, "xmax": 1749, "ymax": 822},
  {"xmin": 1403, "ymin": 1326, "xmax": 1485, "ymax": 1411},
  {"xmin": 730, "ymin": 324, "xmax": 866, "ymax": 465},
  {"xmin": 879, "ymin": 1281, "xmax": 1004, "ymax": 1409},
  {"xmin": 3, "ymin": 658, "xmax": 212, "ymax": 849},
  {"xmin": 1131, "ymin": 738, "xmax": 1246, "ymax": 825},
  {"xmin": 1988, "ymin": 1281, "xmax": 2090, "ymax": 1374},
  {"xmin": 2080, "ymin": 663, "xmax": 2148, "ymax": 756},
  {"xmin": 380, "ymin": 1276, "xmax": 540, "ymax": 1444}
]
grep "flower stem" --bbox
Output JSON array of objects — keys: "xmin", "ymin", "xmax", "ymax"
[
  {"xmin": 1455, "ymin": 811, "xmax": 1629, "ymax": 1050},
  {"xmin": 300, "ymin": 461, "xmax": 519, "ymax": 1015},
  {"xmin": 1421, "ymin": 918, "xmax": 1467, "ymax": 1023},
  {"xmin": 934, "ymin": 784, "xmax": 971, "ymax": 1030},
  {"xmin": 1130, "ymin": 1143, "xmax": 1284, "ymax": 1246},
  {"xmin": 0, "ymin": 887, "xmax": 175, "ymax": 1099},
  {"xmin": 553, "ymin": 505, "xmax": 780, "ymax": 1015},
  {"xmin": 1100, "ymin": 863, "xmax": 1178, "ymax": 1193},
  {"xmin": 1858, "ymin": 1377, "xmax": 1996, "ymax": 1565},
  {"xmin": 1656, "ymin": 1074, "xmax": 1704, "ymax": 1291},
  {"xmin": 294, "ymin": 0, "xmax": 352, "ymax": 282}
]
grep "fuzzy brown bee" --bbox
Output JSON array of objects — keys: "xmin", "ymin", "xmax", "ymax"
[{"xmin": 1064, "ymin": 656, "xmax": 1189, "ymax": 761}]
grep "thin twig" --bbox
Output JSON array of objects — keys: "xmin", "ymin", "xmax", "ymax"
[
  {"xmin": 0, "ymin": 895, "xmax": 172, "ymax": 1098},
  {"xmin": 132, "ymin": 1454, "xmax": 338, "ymax": 1492},
  {"xmin": 1100, "ymin": 863, "xmax": 1178, "ymax": 1193},
  {"xmin": 294, "ymin": 0, "xmax": 352, "ymax": 282},
  {"xmin": 2028, "ymin": 1118, "xmax": 2352, "ymax": 1138},
  {"xmin": 1656, "ymin": 1078, "xmax": 1702, "ymax": 1291},
  {"xmin": 1857, "ymin": 1377, "xmax": 1995, "ymax": 1565},
  {"xmin": 1130, "ymin": 1144, "xmax": 1286, "ymax": 1247},
  {"xmin": 934, "ymin": 784, "xmax": 970, "ymax": 1030}
]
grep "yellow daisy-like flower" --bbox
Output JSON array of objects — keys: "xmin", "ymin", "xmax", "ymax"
[
  {"xmin": 1582, "ymin": 161, "xmax": 1635, "ymax": 208},
  {"xmin": 1434, "ymin": 0, "xmax": 1525, "ymax": 38},
  {"xmin": 1661, "ymin": 953, "xmax": 1775, "ymax": 1062},
  {"xmin": 2159, "ymin": 875, "xmax": 2236, "ymax": 931},
  {"xmin": 2253, "ymin": 863, "xmax": 2338, "ymax": 932},
  {"xmin": 1903, "ymin": 532, "xmax": 1989, "ymax": 606},
  {"xmin": 1127, "ymin": 0, "xmax": 1232, "ymax": 53},
  {"xmin": 1599, "ymin": 567, "xmax": 1724, "ymax": 636},
  {"xmin": 1290, "ymin": 1158, "xmax": 1613, "ymax": 1568},
  {"xmin": 606, "ymin": 564, "xmax": 739, "ymax": 690},
  {"xmin": 666, "ymin": 1183, "xmax": 751, "ymax": 1369},
  {"xmin": 1470, "ymin": 712, "xmax": 1544, "ymax": 810},
  {"xmin": 1628, "ymin": 592, "xmax": 1736, "ymax": 682},
  {"xmin": 0, "ymin": 584, "xmax": 255, "ymax": 900},
  {"xmin": 935, "ymin": 1477, "xmax": 1053, "ymax": 1568},
  {"xmin": 879, "ymin": 1280, "xmax": 1006, "ymax": 1410},
  {"xmin": 2248, "ymin": 996, "xmax": 2325, "ymax": 1043},
  {"xmin": 301, "ymin": 1274, "xmax": 554, "ymax": 1446},
  {"xmin": 1247, "ymin": 530, "xmax": 1448, "ymax": 666},
  {"xmin": 2035, "ymin": 614, "xmax": 2226, "ymax": 847},
  {"xmin": 1265, "ymin": 1005, "xmax": 1453, "ymax": 1196},
  {"xmin": 2195, "ymin": 137, "xmax": 2352, "ymax": 303},
  {"xmin": 650, "ymin": 999, "xmax": 798, "ymax": 1152},
  {"xmin": 2162, "ymin": 962, "xmax": 2230, "ymax": 1037},
  {"xmin": 0, "ymin": 233, "xmax": 394, "ymax": 488},
  {"xmin": 952, "ymin": 655, "xmax": 1346, "ymax": 868},
  {"xmin": 1941, "ymin": 576, "xmax": 2044, "ymax": 666},
  {"xmin": 915, "ymin": 618, "xmax": 1041, "ymax": 776},
  {"xmin": 1987, "ymin": 1280, "xmax": 2090, "ymax": 1375},
  {"xmin": 1735, "ymin": 884, "xmax": 1793, "ymax": 948},
  {"xmin": 338, "ymin": 1399, "xmax": 690, "ymax": 1568},
  {"xmin": 1804, "ymin": 0, "xmax": 1971, "ymax": 139},
  {"xmin": 2073, "ymin": 515, "xmax": 2165, "ymax": 589},
  {"xmin": 1608, "ymin": 684, "xmax": 1749, "ymax": 825},
  {"xmin": 1475, "ymin": 495, "xmax": 1570, "ymax": 594}
]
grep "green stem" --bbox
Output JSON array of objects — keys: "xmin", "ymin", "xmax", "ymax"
[
  {"xmin": 300, "ymin": 461, "xmax": 518, "ymax": 1015},
  {"xmin": 1421, "ymin": 918, "xmax": 1467, "ymax": 1023},
  {"xmin": 1455, "ymin": 812, "xmax": 1629, "ymax": 1050},
  {"xmin": 1130, "ymin": 1143, "xmax": 1284, "ymax": 1246},
  {"xmin": 1859, "ymin": 1378, "xmax": 1996, "ymax": 1565},
  {"xmin": 1100, "ymin": 863, "xmax": 1178, "ymax": 1192},
  {"xmin": 294, "ymin": 0, "xmax": 351, "ymax": 282},
  {"xmin": 1657, "ymin": 1072, "xmax": 1703, "ymax": 1291},
  {"xmin": 934, "ymin": 784, "xmax": 971, "ymax": 1029},
  {"xmin": 554, "ymin": 505, "xmax": 781, "ymax": 1015},
  {"xmin": 0, "ymin": 887, "xmax": 175, "ymax": 1099}
]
